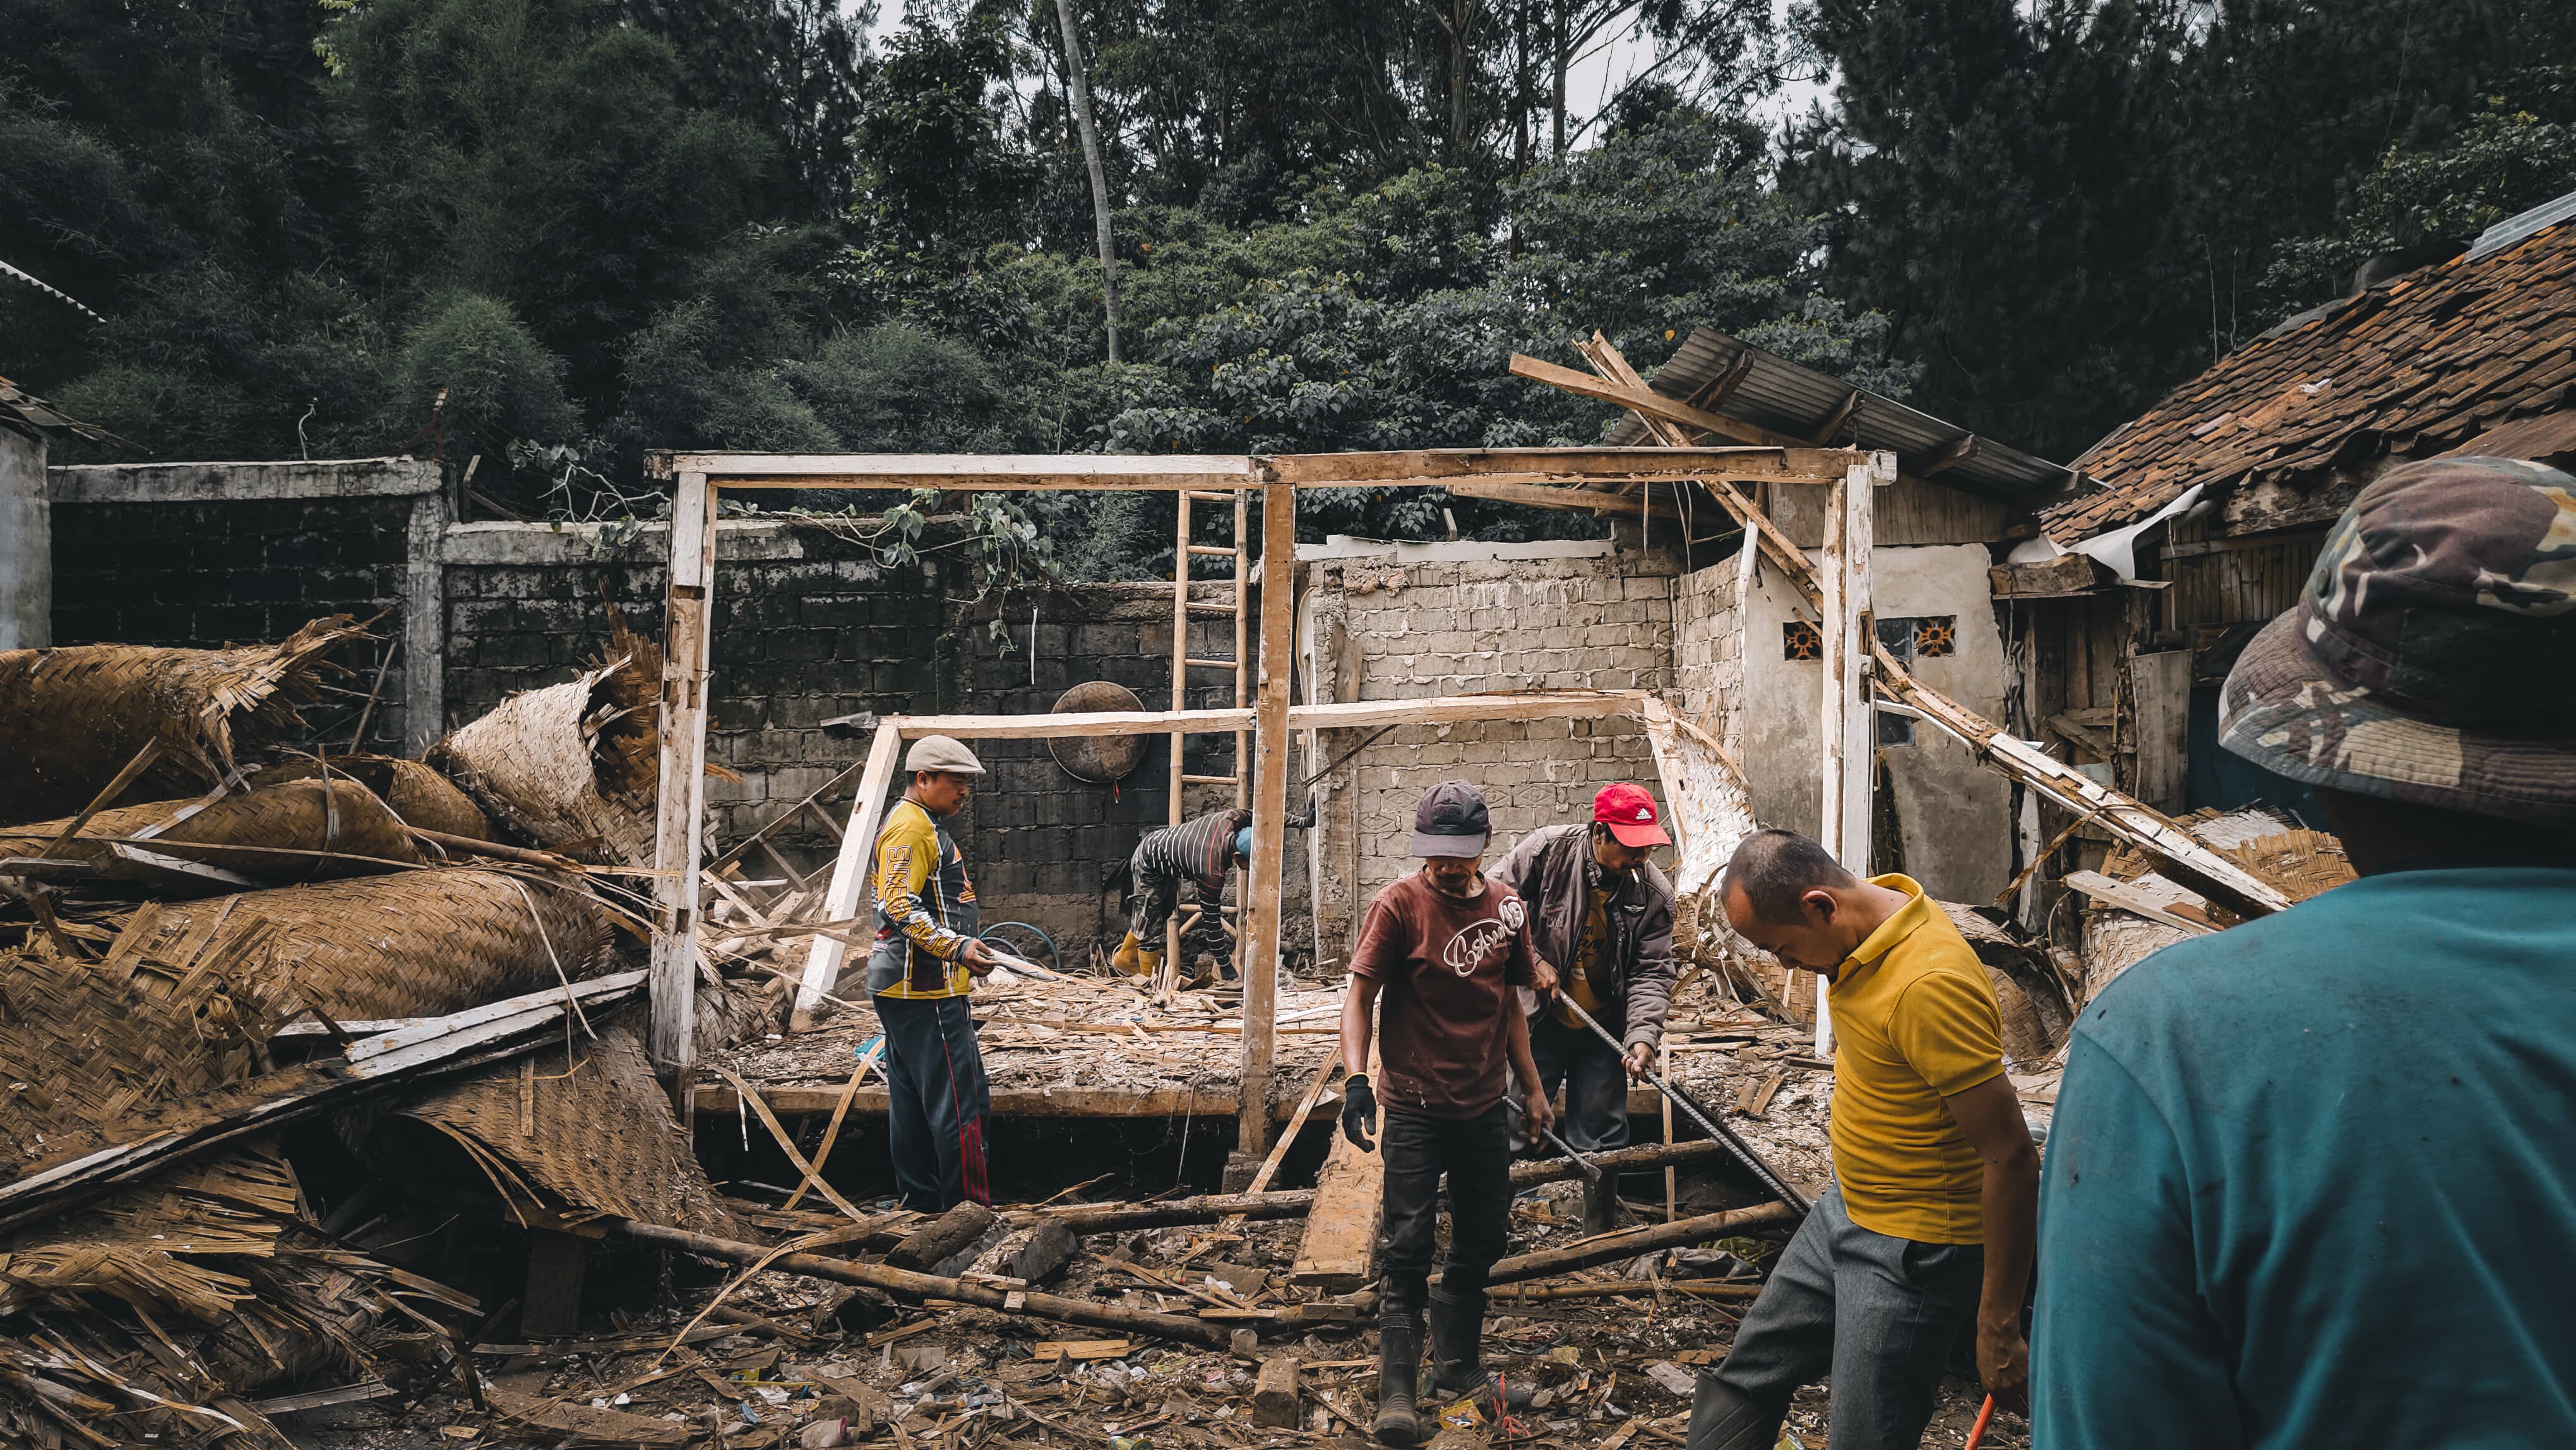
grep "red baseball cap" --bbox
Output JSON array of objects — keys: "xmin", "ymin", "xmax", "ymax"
[{"xmin": 1592, "ymin": 784, "xmax": 1671, "ymax": 848}]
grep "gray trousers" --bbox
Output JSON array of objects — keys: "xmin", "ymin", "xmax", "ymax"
[{"xmin": 1707, "ymin": 1186, "xmax": 1983, "ymax": 1450}]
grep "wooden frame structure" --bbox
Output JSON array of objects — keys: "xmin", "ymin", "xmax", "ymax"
[{"xmin": 643, "ymin": 446, "xmax": 1875, "ymax": 1144}]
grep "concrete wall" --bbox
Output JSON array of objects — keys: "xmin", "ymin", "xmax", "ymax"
[
  {"xmin": 1300, "ymin": 535, "xmax": 1678, "ymax": 968},
  {"xmin": 0, "ymin": 428, "xmax": 44, "ymax": 650},
  {"xmin": 44, "ymin": 458, "xmax": 446, "ymax": 753},
  {"xmin": 1685, "ymin": 542, "xmax": 2012, "ymax": 902}
]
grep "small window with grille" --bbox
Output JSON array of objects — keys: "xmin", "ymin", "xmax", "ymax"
[{"xmin": 1783, "ymin": 621, "xmax": 1822, "ymax": 660}]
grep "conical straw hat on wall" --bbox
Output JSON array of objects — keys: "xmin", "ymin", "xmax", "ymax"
[{"xmin": 0, "ymin": 614, "xmax": 370, "ymax": 826}]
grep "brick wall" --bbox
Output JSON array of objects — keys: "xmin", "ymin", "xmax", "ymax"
[
  {"xmin": 439, "ymin": 524, "xmax": 1261, "ymax": 963},
  {"xmin": 46, "ymin": 460, "xmax": 439, "ymax": 754},
  {"xmin": 943, "ymin": 582, "xmax": 1267, "ymax": 962},
  {"xmin": 1301, "ymin": 537, "xmax": 1679, "ymax": 967},
  {"xmin": 1673, "ymin": 558, "xmax": 1746, "ymax": 762}
]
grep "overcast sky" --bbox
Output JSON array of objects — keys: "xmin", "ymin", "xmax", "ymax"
[{"xmin": 850, "ymin": 2, "xmax": 1833, "ymax": 152}]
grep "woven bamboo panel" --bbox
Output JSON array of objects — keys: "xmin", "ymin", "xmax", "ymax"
[
  {"xmin": 428, "ymin": 626, "xmax": 659, "ymax": 864},
  {"xmin": 0, "ymin": 777, "xmax": 425, "ymax": 890},
  {"xmin": 0, "ymin": 614, "xmax": 369, "ymax": 826},
  {"xmin": 390, "ymin": 1021, "xmax": 740, "ymax": 1237},
  {"xmin": 98, "ymin": 867, "xmax": 617, "ymax": 1022},
  {"xmin": 251, "ymin": 753, "xmax": 498, "ymax": 842}
]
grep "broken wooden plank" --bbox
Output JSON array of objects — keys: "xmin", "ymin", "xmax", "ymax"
[
  {"xmin": 0, "ymin": 971, "xmax": 648, "ymax": 1239},
  {"xmin": 616, "ymin": 1221, "xmax": 1236, "ymax": 1350},
  {"xmin": 1470, "ymin": 1202, "xmax": 1796, "ymax": 1287},
  {"xmin": 1290, "ymin": 1046, "xmax": 1380, "ymax": 1289},
  {"xmin": 791, "ymin": 719, "xmax": 903, "ymax": 1031}
]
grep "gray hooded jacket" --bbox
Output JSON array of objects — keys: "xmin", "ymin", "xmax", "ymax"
[{"xmin": 1488, "ymin": 822, "xmax": 1678, "ymax": 1051}]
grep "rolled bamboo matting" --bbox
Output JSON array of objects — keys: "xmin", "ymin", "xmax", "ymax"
[
  {"xmin": 252, "ymin": 753, "xmax": 497, "ymax": 842},
  {"xmin": 0, "ymin": 614, "xmax": 370, "ymax": 825},
  {"xmin": 429, "ymin": 625, "xmax": 659, "ymax": 864},
  {"xmin": 98, "ymin": 866, "xmax": 617, "ymax": 1022},
  {"xmin": 381, "ymin": 1020, "xmax": 740, "ymax": 1237},
  {"xmin": 1, "ymin": 777, "xmax": 425, "ymax": 889}
]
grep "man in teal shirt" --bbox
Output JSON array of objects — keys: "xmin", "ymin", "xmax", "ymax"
[{"xmin": 2032, "ymin": 456, "xmax": 2576, "ymax": 1447}]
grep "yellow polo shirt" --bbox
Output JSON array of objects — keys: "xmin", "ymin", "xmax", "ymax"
[{"xmin": 1825, "ymin": 874, "xmax": 2005, "ymax": 1243}]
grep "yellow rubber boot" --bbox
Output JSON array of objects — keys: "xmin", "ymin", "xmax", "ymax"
[
  {"xmin": 1136, "ymin": 947, "xmax": 1165, "ymax": 980},
  {"xmin": 1111, "ymin": 932, "xmax": 1145, "ymax": 975}
]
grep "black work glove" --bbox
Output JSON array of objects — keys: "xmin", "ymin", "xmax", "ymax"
[{"xmin": 1340, "ymin": 1074, "xmax": 1377, "ymax": 1153}]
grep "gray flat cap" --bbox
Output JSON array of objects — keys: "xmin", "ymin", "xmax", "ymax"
[{"xmin": 905, "ymin": 735, "xmax": 986, "ymax": 776}]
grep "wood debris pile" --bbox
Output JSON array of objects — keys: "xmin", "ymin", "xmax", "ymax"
[{"xmin": 0, "ymin": 616, "xmax": 770, "ymax": 1448}]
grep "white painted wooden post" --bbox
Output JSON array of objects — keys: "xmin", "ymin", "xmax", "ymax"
[
  {"xmin": 650, "ymin": 473, "xmax": 720, "ymax": 1074},
  {"xmin": 1815, "ymin": 453, "xmax": 1887, "ymax": 1058},
  {"xmin": 790, "ymin": 719, "xmax": 905, "ymax": 1031}
]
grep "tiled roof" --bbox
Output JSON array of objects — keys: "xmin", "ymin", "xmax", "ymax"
[
  {"xmin": 2046, "ymin": 197, "xmax": 2576, "ymax": 541},
  {"xmin": 0, "ymin": 376, "xmax": 120, "ymax": 445}
]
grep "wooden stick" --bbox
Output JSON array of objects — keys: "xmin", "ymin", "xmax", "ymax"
[
  {"xmin": 1469, "ymin": 1202, "xmax": 1794, "ymax": 1288},
  {"xmin": 407, "ymin": 826, "xmax": 585, "ymax": 873},
  {"xmin": 613, "ymin": 1220, "xmax": 1237, "ymax": 1351},
  {"xmin": 1225, "ymin": 1053, "xmax": 1342, "ymax": 1227},
  {"xmin": 711, "ymin": 1065, "xmax": 873, "ymax": 1221},
  {"xmin": 1032, "ymin": 1139, "xmax": 1732, "ymax": 1232},
  {"xmin": 1498, "ymin": 1279, "xmax": 1760, "ymax": 1303},
  {"xmin": 782, "ymin": 1038, "xmax": 886, "ymax": 1212},
  {"xmin": 32, "ymin": 740, "xmax": 164, "ymax": 862}
]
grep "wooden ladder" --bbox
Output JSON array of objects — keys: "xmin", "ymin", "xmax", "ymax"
[{"xmin": 1161, "ymin": 487, "xmax": 1251, "ymax": 991}]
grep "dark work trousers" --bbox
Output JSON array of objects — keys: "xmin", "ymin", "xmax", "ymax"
[
  {"xmin": 1706, "ymin": 1186, "xmax": 1983, "ymax": 1450},
  {"xmin": 1378, "ymin": 1105, "xmax": 1513, "ymax": 1322},
  {"xmin": 1529, "ymin": 1014, "xmax": 1633, "ymax": 1152},
  {"xmin": 876, "ymin": 993, "xmax": 993, "ymax": 1213}
]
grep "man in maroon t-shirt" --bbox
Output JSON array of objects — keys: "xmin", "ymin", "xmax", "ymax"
[{"xmin": 1339, "ymin": 781, "xmax": 1556, "ymax": 1446}]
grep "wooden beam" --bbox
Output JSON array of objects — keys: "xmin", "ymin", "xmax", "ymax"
[
  {"xmin": 1443, "ymin": 479, "xmax": 1693, "ymax": 525},
  {"xmin": 1263, "ymin": 445, "xmax": 1863, "ymax": 484},
  {"xmin": 650, "ymin": 472, "xmax": 719, "ymax": 1073},
  {"xmin": 1542, "ymin": 338, "xmax": 2294, "ymax": 922},
  {"xmin": 1475, "ymin": 1201, "xmax": 1797, "ymax": 1287},
  {"xmin": 1917, "ymin": 434, "xmax": 1979, "ymax": 479},
  {"xmin": 676, "ymin": 453, "xmax": 1257, "ymax": 491},
  {"xmin": 1289, "ymin": 1043, "xmax": 1379, "ymax": 1288},
  {"xmin": 790, "ymin": 720, "xmax": 904, "ymax": 1032},
  {"xmin": 522, "ymin": 1229, "xmax": 592, "ymax": 1338},
  {"xmin": 1237, "ymin": 474, "xmax": 1293, "ymax": 1154},
  {"xmin": 1816, "ymin": 455, "xmax": 1886, "ymax": 1057},
  {"xmin": 1507, "ymin": 355, "xmax": 1810, "ymax": 450},
  {"xmin": 1685, "ymin": 353, "xmax": 1756, "ymax": 412},
  {"xmin": 1810, "ymin": 389, "xmax": 1862, "ymax": 446},
  {"xmin": 872, "ymin": 690, "xmax": 1648, "ymax": 741}
]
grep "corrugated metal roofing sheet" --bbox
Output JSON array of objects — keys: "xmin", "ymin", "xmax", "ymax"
[
  {"xmin": 2045, "ymin": 199, "xmax": 2576, "ymax": 542},
  {"xmin": 1604, "ymin": 327, "xmax": 2073, "ymax": 501}
]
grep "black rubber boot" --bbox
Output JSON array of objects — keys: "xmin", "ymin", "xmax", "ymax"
[
  {"xmin": 1374, "ymin": 1322, "xmax": 1424, "ymax": 1446},
  {"xmin": 1426, "ymin": 1286, "xmax": 1487, "ymax": 1397},
  {"xmin": 1684, "ymin": 1371, "xmax": 1784, "ymax": 1450}
]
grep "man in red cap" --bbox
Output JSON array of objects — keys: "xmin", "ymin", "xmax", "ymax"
[{"xmin": 1489, "ymin": 782, "xmax": 1678, "ymax": 1231}]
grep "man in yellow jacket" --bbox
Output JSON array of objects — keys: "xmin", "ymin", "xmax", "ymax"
[
  {"xmin": 866, "ymin": 735, "xmax": 998, "ymax": 1211},
  {"xmin": 1686, "ymin": 829, "xmax": 2037, "ymax": 1450}
]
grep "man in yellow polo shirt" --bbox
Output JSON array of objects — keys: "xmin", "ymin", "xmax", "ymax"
[{"xmin": 1686, "ymin": 829, "xmax": 2037, "ymax": 1450}]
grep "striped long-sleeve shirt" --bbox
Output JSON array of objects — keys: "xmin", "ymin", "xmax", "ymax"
[
  {"xmin": 1133, "ymin": 808, "xmax": 1253, "ymax": 897},
  {"xmin": 869, "ymin": 799, "xmax": 978, "ymax": 998}
]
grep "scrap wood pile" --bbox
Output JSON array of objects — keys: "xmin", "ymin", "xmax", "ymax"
[
  {"xmin": 390, "ymin": 1114, "xmax": 2012, "ymax": 1450},
  {"xmin": 0, "ymin": 615, "xmax": 778, "ymax": 1448}
]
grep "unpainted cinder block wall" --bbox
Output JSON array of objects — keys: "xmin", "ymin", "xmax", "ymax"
[{"xmin": 1301, "ymin": 537, "xmax": 1679, "ymax": 969}]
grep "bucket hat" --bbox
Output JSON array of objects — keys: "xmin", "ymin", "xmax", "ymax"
[{"xmin": 2218, "ymin": 455, "xmax": 2576, "ymax": 823}]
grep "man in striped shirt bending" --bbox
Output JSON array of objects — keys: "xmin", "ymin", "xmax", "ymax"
[{"xmin": 1112, "ymin": 806, "xmax": 1253, "ymax": 981}]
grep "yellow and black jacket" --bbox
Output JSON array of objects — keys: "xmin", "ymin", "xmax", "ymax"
[{"xmin": 863, "ymin": 798, "xmax": 980, "ymax": 999}]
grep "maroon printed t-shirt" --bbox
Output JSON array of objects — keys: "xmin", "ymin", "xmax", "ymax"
[{"xmin": 1349, "ymin": 872, "xmax": 1537, "ymax": 1118}]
